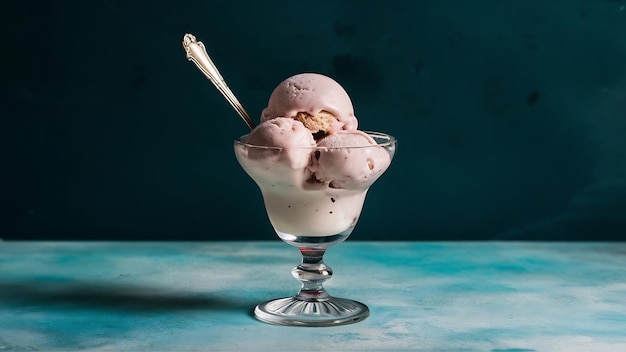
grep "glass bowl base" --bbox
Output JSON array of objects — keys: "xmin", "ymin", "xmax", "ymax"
[{"xmin": 254, "ymin": 296, "xmax": 369, "ymax": 327}]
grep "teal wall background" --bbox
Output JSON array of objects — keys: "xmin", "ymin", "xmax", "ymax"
[{"xmin": 2, "ymin": 0, "xmax": 626, "ymax": 240}]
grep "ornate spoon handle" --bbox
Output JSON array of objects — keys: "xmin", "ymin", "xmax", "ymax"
[{"xmin": 182, "ymin": 33, "xmax": 256, "ymax": 130}]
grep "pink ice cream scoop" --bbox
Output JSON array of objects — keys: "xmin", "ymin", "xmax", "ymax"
[
  {"xmin": 260, "ymin": 73, "xmax": 358, "ymax": 135},
  {"xmin": 311, "ymin": 131, "xmax": 392, "ymax": 190},
  {"xmin": 245, "ymin": 117, "xmax": 315, "ymax": 170}
]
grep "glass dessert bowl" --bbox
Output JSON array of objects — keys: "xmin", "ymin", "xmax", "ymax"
[{"xmin": 234, "ymin": 131, "xmax": 396, "ymax": 326}]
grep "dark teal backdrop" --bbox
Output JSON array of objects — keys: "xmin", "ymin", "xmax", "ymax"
[{"xmin": 2, "ymin": 1, "xmax": 626, "ymax": 240}]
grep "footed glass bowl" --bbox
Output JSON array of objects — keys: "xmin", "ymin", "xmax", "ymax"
[{"xmin": 234, "ymin": 131, "xmax": 396, "ymax": 326}]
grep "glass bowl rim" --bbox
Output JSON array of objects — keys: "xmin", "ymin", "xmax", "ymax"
[{"xmin": 234, "ymin": 130, "xmax": 396, "ymax": 151}]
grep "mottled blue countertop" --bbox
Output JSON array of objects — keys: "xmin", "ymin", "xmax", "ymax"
[{"xmin": 1, "ymin": 241, "xmax": 625, "ymax": 351}]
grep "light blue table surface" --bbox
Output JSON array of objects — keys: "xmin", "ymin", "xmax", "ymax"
[{"xmin": 1, "ymin": 241, "xmax": 625, "ymax": 351}]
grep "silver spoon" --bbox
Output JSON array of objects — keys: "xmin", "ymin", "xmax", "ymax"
[{"xmin": 182, "ymin": 33, "xmax": 256, "ymax": 130}]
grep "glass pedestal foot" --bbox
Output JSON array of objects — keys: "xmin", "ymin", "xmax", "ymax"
[{"xmin": 254, "ymin": 296, "xmax": 369, "ymax": 327}]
